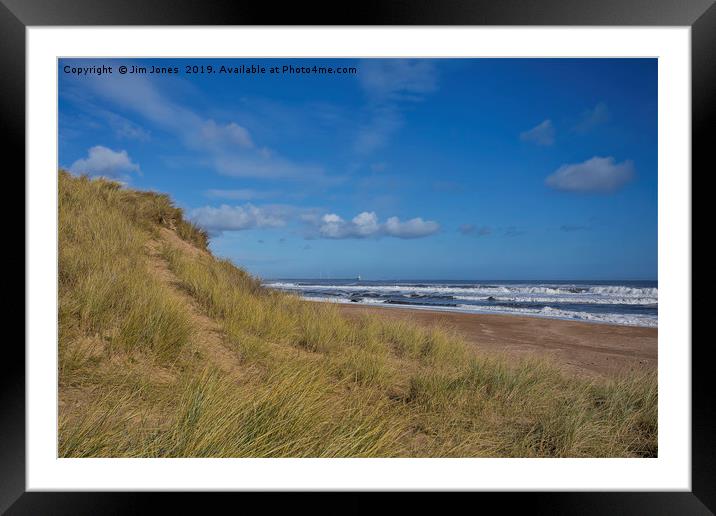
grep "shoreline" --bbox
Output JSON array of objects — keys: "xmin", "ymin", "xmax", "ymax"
[
  {"xmin": 299, "ymin": 296, "xmax": 657, "ymax": 329},
  {"xmin": 333, "ymin": 302, "xmax": 658, "ymax": 378}
]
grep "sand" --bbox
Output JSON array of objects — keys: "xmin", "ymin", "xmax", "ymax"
[{"xmin": 336, "ymin": 303, "xmax": 657, "ymax": 378}]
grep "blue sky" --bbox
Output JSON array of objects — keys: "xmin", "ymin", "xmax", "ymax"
[{"xmin": 59, "ymin": 58, "xmax": 657, "ymax": 280}]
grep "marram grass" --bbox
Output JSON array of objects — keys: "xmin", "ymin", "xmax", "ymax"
[{"xmin": 58, "ymin": 171, "xmax": 657, "ymax": 458}]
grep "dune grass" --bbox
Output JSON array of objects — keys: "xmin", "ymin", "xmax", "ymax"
[{"xmin": 58, "ymin": 171, "xmax": 657, "ymax": 458}]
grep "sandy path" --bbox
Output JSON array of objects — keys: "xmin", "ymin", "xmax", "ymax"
[
  {"xmin": 146, "ymin": 233, "xmax": 244, "ymax": 378},
  {"xmin": 336, "ymin": 303, "xmax": 657, "ymax": 378}
]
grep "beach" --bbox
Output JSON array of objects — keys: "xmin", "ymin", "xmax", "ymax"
[{"xmin": 336, "ymin": 303, "xmax": 657, "ymax": 378}]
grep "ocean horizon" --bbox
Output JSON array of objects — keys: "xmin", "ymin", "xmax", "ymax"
[{"xmin": 263, "ymin": 279, "xmax": 658, "ymax": 328}]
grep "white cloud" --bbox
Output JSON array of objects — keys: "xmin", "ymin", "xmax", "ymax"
[
  {"xmin": 199, "ymin": 120, "xmax": 253, "ymax": 149},
  {"xmin": 317, "ymin": 211, "xmax": 439, "ymax": 239},
  {"xmin": 574, "ymin": 102, "xmax": 609, "ymax": 133},
  {"xmin": 205, "ymin": 189, "xmax": 277, "ymax": 201},
  {"xmin": 545, "ymin": 156, "xmax": 635, "ymax": 193},
  {"xmin": 360, "ymin": 60, "xmax": 438, "ymax": 101},
  {"xmin": 354, "ymin": 60, "xmax": 438, "ymax": 154},
  {"xmin": 212, "ymin": 155, "xmax": 325, "ymax": 180},
  {"xmin": 190, "ymin": 204, "xmax": 289, "ymax": 233},
  {"xmin": 520, "ymin": 119, "xmax": 555, "ymax": 146},
  {"xmin": 351, "ymin": 211, "xmax": 381, "ymax": 237},
  {"xmin": 459, "ymin": 224, "xmax": 491, "ymax": 236},
  {"xmin": 560, "ymin": 224, "xmax": 591, "ymax": 232},
  {"xmin": 71, "ymin": 70, "xmax": 323, "ymax": 181},
  {"xmin": 384, "ymin": 216, "xmax": 440, "ymax": 239},
  {"xmin": 189, "ymin": 203, "xmax": 439, "ymax": 240},
  {"xmin": 503, "ymin": 226, "xmax": 527, "ymax": 237},
  {"xmin": 69, "ymin": 145, "xmax": 140, "ymax": 179},
  {"xmin": 103, "ymin": 111, "xmax": 151, "ymax": 141},
  {"xmin": 354, "ymin": 107, "xmax": 402, "ymax": 154},
  {"xmin": 319, "ymin": 213, "xmax": 348, "ymax": 238}
]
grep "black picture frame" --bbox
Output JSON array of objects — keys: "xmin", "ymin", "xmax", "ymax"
[{"xmin": 4, "ymin": 0, "xmax": 710, "ymax": 513}]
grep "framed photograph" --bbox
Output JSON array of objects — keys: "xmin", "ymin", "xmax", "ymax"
[{"xmin": 6, "ymin": 0, "xmax": 710, "ymax": 511}]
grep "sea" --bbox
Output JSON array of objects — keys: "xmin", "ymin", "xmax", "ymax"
[{"xmin": 263, "ymin": 279, "xmax": 658, "ymax": 328}]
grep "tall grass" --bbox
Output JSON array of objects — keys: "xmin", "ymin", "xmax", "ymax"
[
  {"xmin": 59, "ymin": 172, "xmax": 194, "ymax": 368},
  {"xmin": 59, "ymin": 172, "xmax": 657, "ymax": 458}
]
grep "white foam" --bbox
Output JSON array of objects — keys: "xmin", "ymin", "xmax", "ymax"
[
  {"xmin": 453, "ymin": 295, "xmax": 657, "ymax": 305},
  {"xmin": 298, "ymin": 296, "xmax": 657, "ymax": 327},
  {"xmin": 455, "ymin": 304, "xmax": 658, "ymax": 327},
  {"xmin": 264, "ymin": 282, "xmax": 658, "ymax": 306}
]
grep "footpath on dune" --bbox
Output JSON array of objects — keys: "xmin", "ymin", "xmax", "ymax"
[{"xmin": 145, "ymin": 228, "xmax": 243, "ymax": 378}]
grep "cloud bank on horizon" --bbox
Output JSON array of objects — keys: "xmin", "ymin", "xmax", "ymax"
[{"xmin": 59, "ymin": 58, "xmax": 657, "ymax": 279}]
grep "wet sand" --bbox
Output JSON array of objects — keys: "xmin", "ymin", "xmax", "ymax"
[{"xmin": 336, "ymin": 303, "xmax": 657, "ymax": 378}]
